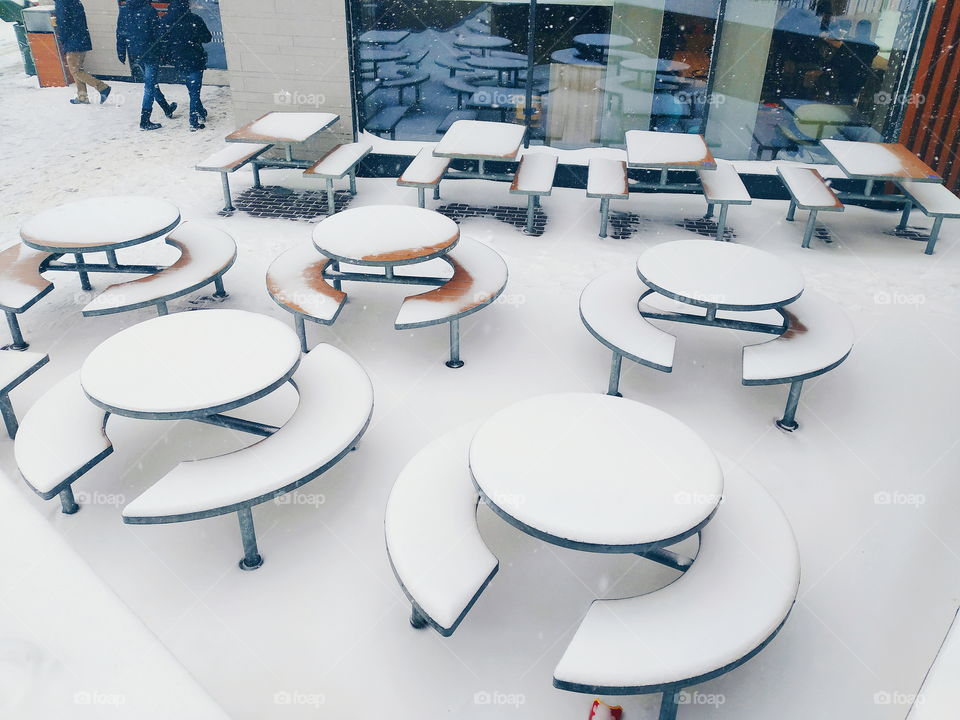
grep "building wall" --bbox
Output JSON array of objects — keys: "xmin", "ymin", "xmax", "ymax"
[{"xmin": 900, "ymin": 0, "xmax": 960, "ymax": 193}]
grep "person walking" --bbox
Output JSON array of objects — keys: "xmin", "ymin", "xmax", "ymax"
[
  {"xmin": 159, "ymin": 0, "xmax": 211, "ymax": 130},
  {"xmin": 116, "ymin": 0, "xmax": 176, "ymax": 130},
  {"xmin": 53, "ymin": 0, "xmax": 110, "ymax": 105}
]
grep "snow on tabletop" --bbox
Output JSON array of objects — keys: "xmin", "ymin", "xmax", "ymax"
[
  {"xmin": 122, "ymin": 344, "xmax": 373, "ymax": 519},
  {"xmin": 469, "ymin": 393, "xmax": 723, "ymax": 548},
  {"xmin": 267, "ymin": 241, "xmax": 345, "ymax": 322},
  {"xmin": 14, "ymin": 372, "xmax": 111, "ymax": 495},
  {"xmin": 434, "ymin": 120, "xmax": 526, "ymax": 160},
  {"xmin": 312, "ymin": 205, "xmax": 459, "ymax": 264},
  {"xmin": 233, "ymin": 112, "xmax": 339, "ymax": 144},
  {"xmin": 587, "ymin": 157, "xmax": 629, "ymax": 197},
  {"xmin": 0, "ymin": 473, "xmax": 232, "ymax": 720},
  {"xmin": 637, "ymin": 239, "xmax": 805, "ymax": 310},
  {"xmin": 0, "ymin": 244, "xmax": 52, "ymax": 311},
  {"xmin": 822, "ymin": 138, "xmax": 939, "ymax": 180},
  {"xmin": 742, "ymin": 290, "xmax": 853, "ymax": 383},
  {"xmin": 899, "ymin": 181, "xmax": 960, "ymax": 217},
  {"xmin": 778, "ymin": 166, "xmax": 841, "ymax": 209},
  {"xmin": 697, "ymin": 159, "xmax": 751, "ymax": 203},
  {"xmin": 625, "ymin": 130, "xmax": 715, "ymax": 167},
  {"xmin": 906, "ymin": 610, "xmax": 960, "ymax": 720},
  {"xmin": 385, "ymin": 422, "xmax": 497, "ymax": 631},
  {"xmin": 395, "ymin": 237, "xmax": 507, "ymax": 327},
  {"xmin": 512, "ymin": 153, "xmax": 558, "ymax": 194},
  {"xmin": 553, "ymin": 457, "xmax": 799, "ymax": 688},
  {"xmin": 197, "ymin": 143, "xmax": 269, "ymax": 171},
  {"xmin": 80, "ymin": 309, "xmax": 301, "ymax": 417},
  {"xmin": 19, "ymin": 196, "xmax": 180, "ymax": 251}
]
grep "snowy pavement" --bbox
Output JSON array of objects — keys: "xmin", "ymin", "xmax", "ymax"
[{"xmin": 2, "ymin": 22, "xmax": 960, "ymax": 719}]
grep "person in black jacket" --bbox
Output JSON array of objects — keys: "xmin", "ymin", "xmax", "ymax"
[
  {"xmin": 159, "ymin": 0, "xmax": 211, "ymax": 130},
  {"xmin": 116, "ymin": 0, "xmax": 176, "ymax": 130},
  {"xmin": 53, "ymin": 0, "xmax": 110, "ymax": 104}
]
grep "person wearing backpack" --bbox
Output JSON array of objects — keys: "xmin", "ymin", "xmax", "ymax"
[
  {"xmin": 116, "ymin": 0, "xmax": 176, "ymax": 130},
  {"xmin": 159, "ymin": 0, "xmax": 211, "ymax": 130}
]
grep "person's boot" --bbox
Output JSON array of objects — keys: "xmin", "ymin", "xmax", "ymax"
[
  {"xmin": 189, "ymin": 112, "xmax": 206, "ymax": 131},
  {"xmin": 99, "ymin": 86, "xmax": 111, "ymax": 104},
  {"xmin": 69, "ymin": 97, "xmax": 90, "ymax": 105},
  {"xmin": 157, "ymin": 99, "xmax": 177, "ymax": 118},
  {"xmin": 140, "ymin": 109, "xmax": 161, "ymax": 131},
  {"xmin": 198, "ymin": 104, "xmax": 208, "ymax": 120}
]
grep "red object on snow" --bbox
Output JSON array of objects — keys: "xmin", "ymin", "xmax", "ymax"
[{"xmin": 589, "ymin": 699, "xmax": 623, "ymax": 720}]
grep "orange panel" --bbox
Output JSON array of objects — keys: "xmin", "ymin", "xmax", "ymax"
[{"xmin": 26, "ymin": 33, "xmax": 68, "ymax": 88}]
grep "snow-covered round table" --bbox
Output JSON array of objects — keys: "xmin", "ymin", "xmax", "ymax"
[
  {"xmin": 452, "ymin": 34, "xmax": 512, "ymax": 56},
  {"xmin": 81, "ymin": 309, "xmax": 301, "ymax": 421},
  {"xmin": 469, "ymin": 393, "xmax": 723, "ymax": 553}
]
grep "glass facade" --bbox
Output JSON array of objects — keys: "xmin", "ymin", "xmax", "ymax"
[{"xmin": 351, "ymin": 0, "xmax": 930, "ymax": 161}]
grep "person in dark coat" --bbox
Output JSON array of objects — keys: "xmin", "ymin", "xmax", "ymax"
[
  {"xmin": 116, "ymin": 0, "xmax": 176, "ymax": 130},
  {"xmin": 159, "ymin": 0, "xmax": 211, "ymax": 130},
  {"xmin": 53, "ymin": 0, "xmax": 110, "ymax": 104}
]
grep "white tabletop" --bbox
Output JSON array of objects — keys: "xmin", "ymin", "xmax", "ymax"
[
  {"xmin": 312, "ymin": 205, "xmax": 459, "ymax": 266},
  {"xmin": 637, "ymin": 239, "xmax": 805, "ymax": 311},
  {"xmin": 20, "ymin": 196, "xmax": 180, "ymax": 253},
  {"xmin": 469, "ymin": 393, "xmax": 723, "ymax": 551},
  {"xmin": 453, "ymin": 35, "xmax": 512, "ymax": 50},
  {"xmin": 81, "ymin": 309, "xmax": 301, "ymax": 420},
  {"xmin": 574, "ymin": 33, "xmax": 633, "ymax": 49},
  {"xmin": 820, "ymin": 139, "xmax": 942, "ymax": 183},
  {"xmin": 433, "ymin": 120, "xmax": 527, "ymax": 161},
  {"xmin": 626, "ymin": 130, "xmax": 716, "ymax": 169},
  {"xmin": 620, "ymin": 56, "xmax": 689, "ymax": 74},
  {"xmin": 226, "ymin": 112, "xmax": 340, "ymax": 145},
  {"xmin": 359, "ymin": 29, "xmax": 409, "ymax": 45}
]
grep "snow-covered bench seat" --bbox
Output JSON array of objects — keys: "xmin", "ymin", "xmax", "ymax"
[
  {"xmin": 266, "ymin": 242, "xmax": 347, "ymax": 352},
  {"xmin": 303, "ymin": 142, "xmax": 372, "ymax": 215},
  {"xmin": 81, "ymin": 222, "xmax": 236, "ymax": 318},
  {"xmin": 587, "ymin": 158, "xmax": 630, "ymax": 238},
  {"xmin": 366, "ymin": 106, "xmax": 409, "ymax": 141},
  {"xmin": 895, "ymin": 180, "xmax": 960, "ymax": 255},
  {"xmin": 15, "ymin": 371, "xmax": 112, "ymax": 515},
  {"xmin": 777, "ymin": 166, "xmax": 844, "ymax": 249},
  {"xmin": 554, "ymin": 458, "xmax": 800, "ymax": 720},
  {"xmin": 906, "ymin": 609, "xmax": 960, "ymax": 720},
  {"xmin": 742, "ymin": 290, "xmax": 853, "ymax": 431},
  {"xmin": 195, "ymin": 142, "xmax": 270, "ymax": 212},
  {"xmin": 394, "ymin": 237, "xmax": 508, "ymax": 369},
  {"xmin": 398, "ymin": 149, "xmax": 452, "ymax": 207},
  {"xmin": 0, "ymin": 244, "xmax": 54, "ymax": 351},
  {"xmin": 580, "ymin": 268, "xmax": 676, "ymax": 396},
  {"xmin": 385, "ymin": 423, "xmax": 498, "ymax": 636},
  {"xmin": 122, "ymin": 345, "xmax": 373, "ymax": 570},
  {"xmin": 510, "ymin": 153, "xmax": 558, "ymax": 234},
  {"xmin": 0, "ymin": 350, "xmax": 48, "ymax": 438},
  {"xmin": 697, "ymin": 159, "xmax": 752, "ymax": 241}
]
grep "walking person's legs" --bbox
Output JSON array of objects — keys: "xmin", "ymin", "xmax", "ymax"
[
  {"xmin": 185, "ymin": 70, "xmax": 204, "ymax": 129},
  {"xmin": 65, "ymin": 52, "xmax": 111, "ymax": 105},
  {"xmin": 138, "ymin": 61, "xmax": 161, "ymax": 130}
]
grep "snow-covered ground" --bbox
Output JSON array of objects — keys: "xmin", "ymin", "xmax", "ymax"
[{"xmin": 2, "ymin": 20, "xmax": 960, "ymax": 720}]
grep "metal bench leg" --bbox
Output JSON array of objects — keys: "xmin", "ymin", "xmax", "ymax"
[
  {"xmin": 237, "ymin": 506, "xmax": 264, "ymax": 570},
  {"xmin": 106, "ymin": 249, "xmax": 118, "ymax": 268},
  {"xmin": 326, "ymin": 179, "xmax": 336, "ymax": 216},
  {"xmin": 156, "ymin": 301, "xmax": 168, "ymax": 316},
  {"xmin": 785, "ymin": 201, "xmax": 797, "ymax": 222},
  {"xmin": 410, "ymin": 606, "xmax": 428, "ymax": 629},
  {"xmin": 0, "ymin": 393, "xmax": 17, "ymax": 439},
  {"xmin": 417, "ymin": 187, "xmax": 426, "ymax": 208},
  {"xmin": 349, "ymin": 170, "xmax": 357, "ymax": 196},
  {"xmin": 658, "ymin": 691, "xmax": 680, "ymax": 720},
  {"xmin": 599, "ymin": 197, "xmax": 610, "ymax": 238},
  {"xmin": 294, "ymin": 315, "xmax": 308, "ymax": 353},
  {"xmin": 801, "ymin": 210, "xmax": 818, "ymax": 249},
  {"xmin": 704, "ymin": 203, "xmax": 715, "ymax": 220},
  {"xmin": 59, "ymin": 486, "xmax": 79, "ymax": 514},
  {"xmin": 252, "ymin": 162, "xmax": 262, "ymax": 189},
  {"xmin": 776, "ymin": 379, "xmax": 803, "ymax": 432},
  {"xmin": 4, "ymin": 312, "xmax": 28, "ymax": 351},
  {"xmin": 715, "ymin": 203, "xmax": 729, "ymax": 241},
  {"xmin": 525, "ymin": 195, "xmax": 536, "ymax": 234},
  {"xmin": 75, "ymin": 253, "xmax": 92, "ymax": 291},
  {"xmin": 925, "ymin": 216, "xmax": 944, "ymax": 255},
  {"xmin": 897, "ymin": 201, "xmax": 912, "ymax": 231},
  {"xmin": 433, "ymin": 183, "xmax": 441, "ymax": 200},
  {"xmin": 607, "ymin": 351, "xmax": 623, "ymax": 397},
  {"xmin": 220, "ymin": 172, "xmax": 235, "ymax": 212},
  {"xmin": 446, "ymin": 319, "xmax": 464, "ymax": 369},
  {"xmin": 213, "ymin": 276, "xmax": 228, "ymax": 298}
]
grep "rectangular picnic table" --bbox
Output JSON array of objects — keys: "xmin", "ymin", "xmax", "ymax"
[
  {"xmin": 820, "ymin": 138, "xmax": 942, "ymax": 196},
  {"xmin": 433, "ymin": 119, "xmax": 527, "ymax": 180},
  {"xmin": 625, "ymin": 130, "xmax": 716, "ymax": 190}
]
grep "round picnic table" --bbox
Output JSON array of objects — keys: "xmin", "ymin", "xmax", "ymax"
[
  {"xmin": 637, "ymin": 239, "xmax": 804, "ymax": 316},
  {"xmin": 469, "ymin": 393, "xmax": 723, "ymax": 553},
  {"xmin": 19, "ymin": 196, "xmax": 181, "ymax": 291},
  {"xmin": 312, "ymin": 205, "xmax": 459, "ymax": 270},
  {"xmin": 465, "ymin": 55, "xmax": 527, "ymax": 87},
  {"xmin": 453, "ymin": 34, "xmax": 512, "ymax": 57},
  {"xmin": 619, "ymin": 56, "xmax": 690, "ymax": 76},
  {"xmin": 360, "ymin": 47, "xmax": 408, "ymax": 77},
  {"xmin": 81, "ymin": 309, "xmax": 301, "ymax": 420}
]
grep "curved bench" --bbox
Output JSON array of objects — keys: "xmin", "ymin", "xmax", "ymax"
[
  {"xmin": 385, "ymin": 423, "xmax": 498, "ymax": 636},
  {"xmin": 266, "ymin": 241, "xmax": 347, "ymax": 353},
  {"xmin": 15, "ymin": 371, "xmax": 113, "ymax": 515},
  {"xmin": 580, "ymin": 268, "xmax": 676, "ymax": 396},
  {"xmin": 742, "ymin": 289, "xmax": 853, "ymax": 431},
  {"xmin": 0, "ymin": 350, "xmax": 48, "ymax": 438},
  {"xmin": 122, "ymin": 344, "xmax": 373, "ymax": 570},
  {"xmin": 394, "ymin": 237, "xmax": 508, "ymax": 368},
  {"xmin": 0, "ymin": 244, "xmax": 54, "ymax": 350},
  {"xmin": 82, "ymin": 222, "xmax": 236, "ymax": 317},
  {"xmin": 554, "ymin": 458, "xmax": 800, "ymax": 719}
]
